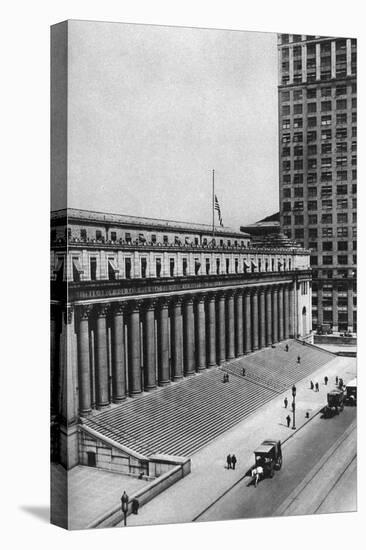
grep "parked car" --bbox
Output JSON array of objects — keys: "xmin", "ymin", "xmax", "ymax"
[
  {"xmin": 253, "ymin": 440, "xmax": 282, "ymax": 478},
  {"xmin": 323, "ymin": 389, "xmax": 344, "ymax": 418}
]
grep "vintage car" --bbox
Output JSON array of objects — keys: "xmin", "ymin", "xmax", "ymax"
[
  {"xmin": 344, "ymin": 378, "xmax": 357, "ymax": 406},
  {"xmin": 323, "ymin": 389, "xmax": 344, "ymax": 417},
  {"xmin": 253, "ymin": 440, "xmax": 282, "ymax": 478}
]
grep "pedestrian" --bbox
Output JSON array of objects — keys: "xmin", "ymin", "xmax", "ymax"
[
  {"xmin": 336, "ymin": 376, "xmax": 339, "ymax": 385},
  {"xmin": 286, "ymin": 414, "xmax": 291, "ymax": 428},
  {"xmin": 285, "ymin": 344, "xmax": 289, "ymax": 352},
  {"xmin": 284, "ymin": 397, "xmax": 288, "ymax": 408},
  {"xmin": 252, "ymin": 465, "xmax": 263, "ymax": 487},
  {"xmin": 226, "ymin": 454, "xmax": 232, "ymax": 469},
  {"xmin": 310, "ymin": 380, "xmax": 314, "ymax": 390},
  {"xmin": 226, "ymin": 374, "xmax": 230, "ymax": 382},
  {"xmin": 297, "ymin": 356, "xmax": 301, "ymax": 364},
  {"xmin": 242, "ymin": 368, "xmax": 246, "ymax": 376},
  {"xmin": 324, "ymin": 376, "xmax": 328, "ymax": 385},
  {"xmin": 231, "ymin": 454, "xmax": 237, "ymax": 470},
  {"xmin": 315, "ymin": 382, "xmax": 319, "ymax": 392}
]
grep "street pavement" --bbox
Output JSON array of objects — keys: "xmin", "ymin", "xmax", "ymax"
[{"xmin": 116, "ymin": 354, "xmax": 356, "ymax": 528}]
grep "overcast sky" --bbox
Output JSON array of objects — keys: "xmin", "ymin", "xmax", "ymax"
[{"xmin": 61, "ymin": 20, "xmax": 279, "ymax": 229}]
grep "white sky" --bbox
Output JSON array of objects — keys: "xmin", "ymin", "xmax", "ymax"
[{"xmin": 63, "ymin": 20, "xmax": 279, "ymax": 229}]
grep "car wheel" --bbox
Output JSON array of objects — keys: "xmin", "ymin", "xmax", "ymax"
[{"xmin": 277, "ymin": 456, "xmax": 282, "ymax": 470}]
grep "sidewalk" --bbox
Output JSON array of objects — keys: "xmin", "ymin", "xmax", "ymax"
[{"xmin": 122, "ymin": 354, "xmax": 356, "ymax": 527}]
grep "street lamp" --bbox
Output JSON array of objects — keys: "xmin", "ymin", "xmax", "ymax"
[
  {"xmin": 121, "ymin": 491, "xmax": 129, "ymax": 526},
  {"xmin": 292, "ymin": 384, "xmax": 296, "ymax": 430}
]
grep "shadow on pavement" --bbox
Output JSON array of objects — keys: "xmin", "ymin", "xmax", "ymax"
[{"xmin": 20, "ymin": 505, "xmax": 50, "ymax": 523}]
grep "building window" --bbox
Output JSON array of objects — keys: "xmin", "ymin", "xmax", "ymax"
[
  {"xmin": 282, "ymin": 119, "xmax": 290, "ymax": 129},
  {"xmin": 294, "ymin": 187, "xmax": 303, "ymax": 197},
  {"xmin": 352, "ymin": 169, "xmax": 357, "ymax": 180},
  {"xmin": 321, "ymin": 129, "xmax": 332, "ymax": 140},
  {"xmin": 156, "ymin": 258, "xmax": 162, "ymax": 277},
  {"xmin": 125, "ymin": 258, "xmax": 131, "ymax": 279},
  {"xmin": 308, "ymin": 214, "xmax": 317, "ymax": 225},
  {"xmin": 309, "ymin": 241, "xmax": 318, "ymax": 250},
  {"xmin": 321, "ymin": 87, "xmax": 332, "ymax": 97},
  {"xmin": 294, "ymin": 159, "xmax": 303, "ymax": 170},
  {"xmin": 310, "ymin": 256, "xmax": 318, "ymax": 266},
  {"xmin": 322, "ymin": 242, "xmax": 333, "ymax": 251},
  {"xmin": 308, "ymin": 159, "xmax": 317, "ymax": 170},
  {"xmin": 352, "ymin": 212, "xmax": 357, "ymax": 224},
  {"xmin": 294, "ymin": 201, "xmax": 303, "ymax": 210},
  {"xmin": 336, "ymin": 99, "xmax": 347, "ymax": 110},
  {"xmin": 80, "ymin": 228, "xmax": 87, "ymax": 241},
  {"xmin": 321, "ymin": 115, "xmax": 332, "ymax": 126},
  {"xmin": 321, "ymin": 214, "xmax": 333, "ymax": 224},
  {"xmin": 96, "ymin": 230, "xmax": 102, "ymax": 241},
  {"xmin": 294, "ymin": 104, "xmax": 303, "ymax": 114},
  {"xmin": 336, "ymin": 128, "xmax": 347, "ymax": 140},
  {"xmin": 282, "ymin": 147, "xmax": 290, "ymax": 157},
  {"xmin": 307, "ymin": 102, "xmax": 316, "ymax": 113},
  {"xmin": 216, "ymin": 259, "xmax": 220, "ymax": 274},
  {"xmin": 308, "ymin": 200, "xmax": 317, "ymax": 210},
  {"xmin": 336, "ymin": 113, "xmax": 347, "ymax": 125},
  {"xmin": 322, "ymin": 227, "xmax": 333, "ymax": 237},
  {"xmin": 294, "ymin": 146, "xmax": 303, "ymax": 156},
  {"xmin": 337, "ymin": 198, "xmax": 348, "ymax": 209},
  {"xmin": 336, "ymin": 170, "xmax": 347, "ymax": 181},
  {"xmin": 352, "ymin": 184, "xmax": 357, "ymax": 194},
  {"xmin": 283, "ymin": 202, "xmax": 291, "ymax": 212},
  {"xmin": 321, "ymin": 157, "xmax": 332, "ymax": 168},
  {"xmin": 283, "ymin": 161, "xmax": 291, "ymax": 171},
  {"xmin": 309, "ymin": 228, "xmax": 318, "ymax": 238},
  {"xmin": 337, "ymin": 227, "xmax": 348, "ymax": 237},
  {"xmin": 281, "ymin": 91, "xmax": 290, "ymax": 102},
  {"xmin": 308, "ymin": 144, "xmax": 317, "ymax": 156},
  {"xmin": 170, "ymin": 258, "xmax": 175, "ymax": 277},
  {"xmin": 282, "ymin": 133, "xmax": 291, "ymax": 144},
  {"xmin": 90, "ymin": 257, "xmax": 97, "ymax": 280},
  {"xmin": 293, "ymin": 174, "xmax": 303, "ymax": 184},
  {"xmin": 282, "ymin": 105, "xmax": 290, "ymax": 115},
  {"xmin": 337, "ymin": 213, "xmax": 348, "ymax": 224},
  {"xmin": 163, "ymin": 235, "xmax": 169, "ymax": 244},
  {"xmin": 110, "ymin": 231, "xmax": 117, "ymax": 242},
  {"xmin": 307, "ymin": 88, "xmax": 316, "ymax": 99},
  {"xmin": 322, "ymin": 199, "xmax": 332, "ymax": 209},
  {"xmin": 283, "ymin": 175, "xmax": 291, "ymax": 184},
  {"xmin": 337, "ymin": 184, "xmax": 347, "ymax": 195},
  {"xmin": 321, "ymin": 186, "xmax": 332, "ymax": 197},
  {"xmin": 307, "ymin": 116, "xmax": 317, "ymax": 127},
  {"xmin": 141, "ymin": 258, "xmax": 147, "ymax": 278},
  {"xmin": 283, "ymin": 215, "xmax": 291, "ymax": 225},
  {"xmin": 321, "ymin": 143, "xmax": 332, "ymax": 154},
  {"xmin": 307, "ymin": 130, "xmax": 317, "ymax": 142},
  {"xmin": 226, "ymin": 258, "xmax": 230, "ymax": 274},
  {"xmin": 307, "ymin": 174, "xmax": 317, "ymax": 184},
  {"xmin": 293, "ymin": 89, "xmax": 303, "ymax": 100},
  {"xmin": 295, "ymin": 215, "xmax": 304, "ymax": 225},
  {"xmin": 283, "ymin": 188, "xmax": 291, "ymax": 198},
  {"xmin": 338, "ymin": 255, "xmax": 348, "ymax": 265},
  {"xmin": 338, "ymin": 241, "xmax": 348, "ymax": 251},
  {"xmin": 295, "ymin": 228, "xmax": 304, "ymax": 238},
  {"xmin": 336, "ymin": 142, "xmax": 347, "ymax": 153},
  {"xmin": 336, "ymin": 156, "xmax": 347, "ymax": 167},
  {"xmin": 294, "ymin": 118, "xmax": 303, "ymax": 128},
  {"xmin": 323, "ymin": 256, "xmax": 333, "ymax": 265},
  {"xmin": 352, "ymin": 198, "xmax": 357, "ymax": 209},
  {"xmin": 125, "ymin": 232, "xmax": 131, "ymax": 243},
  {"xmin": 321, "ymin": 101, "xmax": 332, "ymax": 112}
]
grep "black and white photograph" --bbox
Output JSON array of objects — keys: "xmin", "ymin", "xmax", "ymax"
[
  {"xmin": 50, "ymin": 19, "xmax": 357, "ymax": 529},
  {"xmin": 2, "ymin": 2, "xmax": 363, "ymax": 549}
]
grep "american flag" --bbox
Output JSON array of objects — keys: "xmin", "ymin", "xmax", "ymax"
[{"xmin": 214, "ymin": 194, "xmax": 223, "ymax": 227}]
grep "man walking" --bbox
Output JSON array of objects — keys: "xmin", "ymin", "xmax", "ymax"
[
  {"xmin": 286, "ymin": 414, "xmax": 291, "ymax": 428},
  {"xmin": 297, "ymin": 356, "xmax": 301, "ymax": 364},
  {"xmin": 226, "ymin": 454, "xmax": 232, "ymax": 469},
  {"xmin": 324, "ymin": 376, "xmax": 328, "ymax": 385},
  {"xmin": 284, "ymin": 397, "xmax": 288, "ymax": 408},
  {"xmin": 315, "ymin": 382, "xmax": 319, "ymax": 392},
  {"xmin": 231, "ymin": 454, "xmax": 237, "ymax": 470}
]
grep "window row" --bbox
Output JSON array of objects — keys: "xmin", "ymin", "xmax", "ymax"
[{"xmin": 281, "ymin": 98, "xmax": 355, "ymax": 115}]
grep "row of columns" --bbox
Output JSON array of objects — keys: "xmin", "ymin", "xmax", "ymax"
[{"xmin": 68, "ymin": 283, "xmax": 295, "ymax": 417}]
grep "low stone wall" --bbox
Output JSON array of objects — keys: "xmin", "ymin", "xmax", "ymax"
[
  {"xmin": 313, "ymin": 335, "xmax": 357, "ymax": 346},
  {"xmin": 87, "ymin": 455, "xmax": 191, "ymax": 529}
]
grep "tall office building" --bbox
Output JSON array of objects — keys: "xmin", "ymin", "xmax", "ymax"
[{"xmin": 277, "ymin": 34, "xmax": 357, "ymax": 333}]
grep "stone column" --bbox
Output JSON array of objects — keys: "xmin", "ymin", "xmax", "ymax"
[
  {"xmin": 143, "ymin": 299, "xmax": 157, "ymax": 391},
  {"xmin": 272, "ymin": 286, "xmax": 279, "ymax": 344},
  {"xmin": 226, "ymin": 290, "xmax": 235, "ymax": 360},
  {"xmin": 217, "ymin": 292, "xmax": 226, "ymax": 364},
  {"xmin": 171, "ymin": 296, "xmax": 183, "ymax": 380},
  {"xmin": 244, "ymin": 289, "xmax": 252, "ymax": 354},
  {"xmin": 206, "ymin": 292, "xmax": 217, "ymax": 367},
  {"xmin": 235, "ymin": 290, "xmax": 244, "ymax": 357},
  {"xmin": 157, "ymin": 298, "xmax": 170, "ymax": 386},
  {"xmin": 183, "ymin": 295, "xmax": 195, "ymax": 376},
  {"xmin": 111, "ymin": 302, "xmax": 127, "ymax": 403},
  {"xmin": 258, "ymin": 287, "xmax": 266, "ymax": 349},
  {"xmin": 265, "ymin": 286, "xmax": 272, "ymax": 346},
  {"xmin": 284, "ymin": 285, "xmax": 290, "ymax": 340},
  {"xmin": 347, "ymin": 285, "xmax": 353, "ymax": 332},
  {"xmin": 128, "ymin": 301, "xmax": 142, "ymax": 395},
  {"xmin": 332, "ymin": 289, "xmax": 339, "ymax": 333},
  {"xmin": 278, "ymin": 286, "xmax": 284, "ymax": 342},
  {"xmin": 95, "ymin": 303, "xmax": 110, "ymax": 409},
  {"xmin": 289, "ymin": 283, "xmax": 296, "ymax": 338},
  {"xmin": 251, "ymin": 288, "xmax": 259, "ymax": 351},
  {"xmin": 196, "ymin": 294, "xmax": 207, "ymax": 371}
]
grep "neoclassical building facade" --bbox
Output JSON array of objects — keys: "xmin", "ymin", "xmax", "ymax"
[{"xmin": 51, "ymin": 208, "xmax": 312, "ymax": 469}]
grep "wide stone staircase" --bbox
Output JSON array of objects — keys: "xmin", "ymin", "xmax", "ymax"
[{"xmin": 83, "ymin": 340, "xmax": 335, "ymax": 459}]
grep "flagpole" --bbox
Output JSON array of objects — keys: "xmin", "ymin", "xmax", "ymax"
[{"xmin": 212, "ymin": 169, "xmax": 215, "ymax": 239}]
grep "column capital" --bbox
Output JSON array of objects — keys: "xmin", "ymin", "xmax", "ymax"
[
  {"xmin": 234, "ymin": 287, "xmax": 244, "ymax": 297},
  {"xmin": 157, "ymin": 296, "xmax": 170, "ymax": 310},
  {"xmin": 112, "ymin": 301, "xmax": 127, "ymax": 315},
  {"xmin": 78, "ymin": 304, "xmax": 93, "ymax": 320},
  {"xmin": 144, "ymin": 297, "xmax": 159, "ymax": 311},
  {"xmin": 206, "ymin": 291, "xmax": 218, "ymax": 301},
  {"xmin": 170, "ymin": 294, "xmax": 184, "ymax": 307},
  {"xmin": 257, "ymin": 286, "xmax": 266, "ymax": 295},
  {"xmin": 184, "ymin": 294, "xmax": 195, "ymax": 305},
  {"xmin": 128, "ymin": 299, "xmax": 144, "ymax": 313},
  {"xmin": 96, "ymin": 303, "xmax": 110, "ymax": 318},
  {"xmin": 195, "ymin": 292, "xmax": 207, "ymax": 304}
]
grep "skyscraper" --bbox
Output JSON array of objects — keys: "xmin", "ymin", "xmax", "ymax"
[{"xmin": 277, "ymin": 34, "xmax": 357, "ymax": 333}]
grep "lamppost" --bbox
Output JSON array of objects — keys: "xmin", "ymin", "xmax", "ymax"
[
  {"xmin": 292, "ymin": 384, "xmax": 296, "ymax": 430},
  {"xmin": 121, "ymin": 491, "xmax": 129, "ymax": 526}
]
